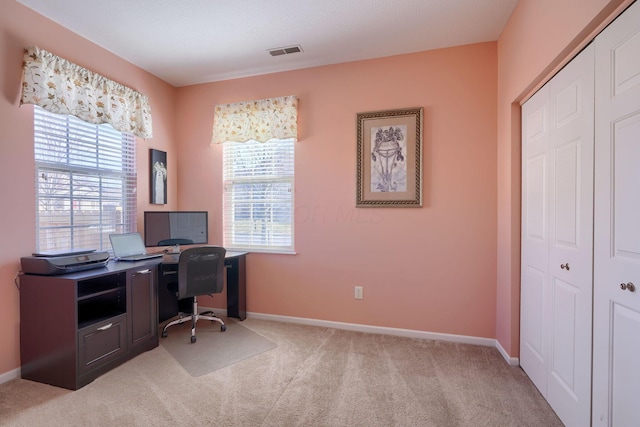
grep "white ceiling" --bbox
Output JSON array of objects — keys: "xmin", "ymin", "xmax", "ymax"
[{"xmin": 17, "ymin": 0, "xmax": 519, "ymax": 87}]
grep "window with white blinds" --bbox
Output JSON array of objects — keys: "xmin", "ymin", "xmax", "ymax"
[
  {"xmin": 223, "ymin": 139, "xmax": 294, "ymax": 253},
  {"xmin": 34, "ymin": 106, "xmax": 137, "ymax": 253}
]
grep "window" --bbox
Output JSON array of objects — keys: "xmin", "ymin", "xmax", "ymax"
[
  {"xmin": 223, "ymin": 139, "xmax": 294, "ymax": 253},
  {"xmin": 34, "ymin": 106, "xmax": 137, "ymax": 253}
]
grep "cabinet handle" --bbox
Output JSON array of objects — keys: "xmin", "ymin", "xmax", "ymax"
[
  {"xmin": 97, "ymin": 323, "xmax": 113, "ymax": 331},
  {"xmin": 135, "ymin": 269, "xmax": 151, "ymax": 275},
  {"xmin": 560, "ymin": 263, "xmax": 570, "ymax": 270},
  {"xmin": 620, "ymin": 282, "xmax": 636, "ymax": 292}
]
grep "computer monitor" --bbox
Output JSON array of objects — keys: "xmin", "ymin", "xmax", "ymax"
[{"xmin": 143, "ymin": 211, "xmax": 208, "ymax": 247}]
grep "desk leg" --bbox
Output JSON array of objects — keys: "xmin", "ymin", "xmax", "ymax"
[{"xmin": 226, "ymin": 254, "xmax": 246, "ymax": 320}]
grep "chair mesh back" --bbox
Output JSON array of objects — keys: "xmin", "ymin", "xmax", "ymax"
[{"xmin": 177, "ymin": 246, "xmax": 226, "ymax": 299}]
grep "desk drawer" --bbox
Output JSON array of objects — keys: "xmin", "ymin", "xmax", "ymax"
[{"xmin": 78, "ymin": 314, "xmax": 127, "ymax": 376}]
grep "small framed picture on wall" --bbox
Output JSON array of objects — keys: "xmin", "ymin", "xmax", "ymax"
[{"xmin": 150, "ymin": 149, "xmax": 167, "ymax": 204}]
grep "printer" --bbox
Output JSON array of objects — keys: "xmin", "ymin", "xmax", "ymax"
[{"xmin": 21, "ymin": 250, "xmax": 110, "ymax": 275}]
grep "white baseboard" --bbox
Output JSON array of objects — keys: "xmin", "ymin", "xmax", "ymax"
[
  {"xmin": 2, "ymin": 310, "xmax": 520, "ymax": 383},
  {"xmin": 495, "ymin": 339, "xmax": 520, "ymax": 366},
  {"xmin": 0, "ymin": 367, "xmax": 20, "ymax": 385},
  {"xmin": 245, "ymin": 311, "xmax": 519, "ymax": 365}
]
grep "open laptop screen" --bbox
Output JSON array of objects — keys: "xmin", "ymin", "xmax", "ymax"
[{"xmin": 109, "ymin": 233, "xmax": 148, "ymax": 258}]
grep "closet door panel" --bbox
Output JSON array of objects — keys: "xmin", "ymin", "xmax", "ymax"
[
  {"xmin": 550, "ymin": 277, "xmax": 578, "ymax": 387},
  {"xmin": 546, "ymin": 44, "xmax": 594, "ymax": 427},
  {"xmin": 611, "ymin": 27, "xmax": 640, "ymax": 96},
  {"xmin": 522, "ymin": 265, "xmax": 546, "ymax": 361},
  {"xmin": 614, "ymin": 115, "xmax": 640, "ymax": 257},
  {"xmin": 593, "ymin": 2, "xmax": 640, "ymax": 426},
  {"xmin": 610, "ymin": 303, "xmax": 640, "ymax": 425},
  {"xmin": 525, "ymin": 155, "xmax": 547, "ymax": 241},
  {"xmin": 521, "ymin": 85, "xmax": 550, "ymax": 393},
  {"xmin": 553, "ymin": 140, "xmax": 579, "ymax": 246}
]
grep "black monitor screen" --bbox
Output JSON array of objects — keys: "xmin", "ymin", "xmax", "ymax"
[{"xmin": 144, "ymin": 211, "xmax": 208, "ymax": 247}]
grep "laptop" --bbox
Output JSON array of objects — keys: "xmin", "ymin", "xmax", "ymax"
[{"xmin": 109, "ymin": 232, "xmax": 163, "ymax": 261}]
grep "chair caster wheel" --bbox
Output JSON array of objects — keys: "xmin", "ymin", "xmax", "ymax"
[
  {"xmin": 191, "ymin": 336, "xmax": 196, "ymax": 343},
  {"xmin": 161, "ymin": 331, "xmax": 167, "ymax": 338},
  {"xmin": 221, "ymin": 325, "xmax": 227, "ymax": 332}
]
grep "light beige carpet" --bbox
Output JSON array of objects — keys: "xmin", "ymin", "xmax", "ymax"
[
  {"xmin": 0, "ymin": 318, "xmax": 562, "ymax": 426},
  {"xmin": 159, "ymin": 315, "xmax": 277, "ymax": 376}
]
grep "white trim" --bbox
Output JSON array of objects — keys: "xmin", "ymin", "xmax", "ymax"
[
  {"xmin": 495, "ymin": 339, "xmax": 520, "ymax": 366},
  {"xmin": 247, "ymin": 313, "xmax": 518, "ymax": 366},
  {"xmin": 197, "ymin": 308, "xmax": 521, "ymax": 366},
  {"xmin": 0, "ymin": 367, "xmax": 20, "ymax": 385},
  {"xmin": 2, "ymin": 314, "xmax": 523, "ymax": 385}
]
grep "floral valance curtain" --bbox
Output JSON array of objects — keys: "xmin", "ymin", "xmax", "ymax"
[
  {"xmin": 212, "ymin": 95, "xmax": 298, "ymax": 144},
  {"xmin": 20, "ymin": 45, "xmax": 153, "ymax": 139}
]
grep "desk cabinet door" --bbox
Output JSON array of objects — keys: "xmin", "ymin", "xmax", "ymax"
[
  {"xmin": 128, "ymin": 267, "xmax": 157, "ymax": 350},
  {"xmin": 78, "ymin": 314, "xmax": 127, "ymax": 377}
]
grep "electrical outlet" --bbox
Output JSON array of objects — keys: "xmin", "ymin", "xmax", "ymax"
[{"xmin": 354, "ymin": 286, "xmax": 363, "ymax": 299}]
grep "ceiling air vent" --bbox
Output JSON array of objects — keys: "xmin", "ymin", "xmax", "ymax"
[{"xmin": 268, "ymin": 45, "xmax": 303, "ymax": 57}]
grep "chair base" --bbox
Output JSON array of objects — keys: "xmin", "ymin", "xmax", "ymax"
[{"xmin": 161, "ymin": 296, "xmax": 225, "ymax": 343}]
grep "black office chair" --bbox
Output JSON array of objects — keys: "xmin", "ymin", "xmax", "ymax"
[{"xmin": 161, "ymin": 246, "xmax": 226, "ymax": 343}]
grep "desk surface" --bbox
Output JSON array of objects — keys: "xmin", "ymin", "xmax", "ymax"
[
  {"xmin": 28, "ymin": 250, "xmax": 247, "ymax": 322},
  {"xmin": 38, "ymin": 250, "xmax": 247, "ymax": 281}
]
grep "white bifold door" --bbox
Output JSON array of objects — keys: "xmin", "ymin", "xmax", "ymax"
[
  {"xmin": 520, "ymin": 44, "xmax": 594, "ymax": 427},
  {"xmin": 592, "ymin": 1, "xmax": 640, "ymax": 425}
]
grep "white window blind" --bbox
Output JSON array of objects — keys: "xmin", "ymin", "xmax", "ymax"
[
  {"xmin": 34, "ymin": 106, "xmax": 137, "ymax": 253},
  {"xmin": 223, "ymin": 139, "xmax": 294, "ymax": 253}
]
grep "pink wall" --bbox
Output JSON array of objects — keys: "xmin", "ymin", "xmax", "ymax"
[
  {"xmin": 1, "ymin": 3, "xmax": 499, "ymax": 378},
  {"xmin": 176, "ymin": 44, "xmax": 498, "ymax": 337},
  {"xmin": 495, "ymin": 0, "xmax": 632, "ymax": 356},
  {"xmin": 0, "ymin": 2, "xmax": 178, "ymax": 375},
  {"xmin": 5, "ymin": 0, "xmax": 625, "ymax": 378}
]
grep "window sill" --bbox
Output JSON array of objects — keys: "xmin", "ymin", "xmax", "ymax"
[{"xmin": 226, "ymin": 248, "xmax": 296, "ymax": 255}]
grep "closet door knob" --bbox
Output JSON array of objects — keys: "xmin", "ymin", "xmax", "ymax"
[
  {"xmin": 560, "ymin": 263, "xmax": 570, "ymax": 270},
  {"xmin": 620, "ymin": 282, "xmax": 635, "ymax": 292}
]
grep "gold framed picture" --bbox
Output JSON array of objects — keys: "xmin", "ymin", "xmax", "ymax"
[{"xmin": 356, "ymin": 107, "xmax": 423, "ymax": 207}]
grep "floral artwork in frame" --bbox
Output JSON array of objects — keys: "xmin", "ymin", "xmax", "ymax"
[
  {"xmin": 150, "ymin": 149, "xmax": 167, "ymax": 204},
  {"xmin": 356, "ymin": 107, "xmax": 423, "ymax": 207}
]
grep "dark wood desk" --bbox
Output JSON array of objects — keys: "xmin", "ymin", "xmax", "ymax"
[
  {"xmin": 19, "ymin": 251, "xmax": 247, "ymax": 390},
  {"xmin": 20, "ymin": 260, "xmax": 159, "ymax": 390},
  {"xmin": 157, "ymin": 251, "xmax": 247, "ymax": 322}
]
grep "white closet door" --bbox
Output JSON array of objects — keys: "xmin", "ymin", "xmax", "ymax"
[
  {"xmin": 547, "ymin": 44, "xmax": 594, "ymax": 427},
  {"xmin": 593, "ymin": 1, "xmax": 640, "ymax": 426},
  {"xmin": 521, "ymin": 82, "xmax": 550, "ymax": 393},
  {"xmin": 521, "ymin": 44, "xmax": 594, "ymax": 427}
]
